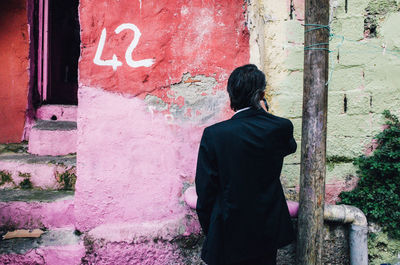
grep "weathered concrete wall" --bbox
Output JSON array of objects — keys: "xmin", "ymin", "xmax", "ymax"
[
  {"xmin": 248, "ymin": 0, "xmax": 400, "ymax": 203},
  {"xmin": 75, "ymin": 0, "xmax": 249, "ymax": 235},
  {"xmin": 0, "ymin": 0, "xmax": 30, "ymax": 143}
]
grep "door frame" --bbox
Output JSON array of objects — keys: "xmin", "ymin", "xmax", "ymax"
[{"xmin": 37, "ymin": 0, "xmax": 49, "ymax": 103}]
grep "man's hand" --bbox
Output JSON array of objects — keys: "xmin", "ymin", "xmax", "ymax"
[{"xmin": 260, "ymin": 98, "xmax": 269, "ymax": 112}]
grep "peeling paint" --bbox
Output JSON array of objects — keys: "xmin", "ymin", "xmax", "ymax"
[{"xmin": 145, "ymin": 73, "xmax": 227, "ymax": 124}]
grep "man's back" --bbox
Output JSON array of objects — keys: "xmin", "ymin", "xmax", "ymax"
[{"xmin": 196, "ymin": 107, "xmax": 296, "ymax": 265}]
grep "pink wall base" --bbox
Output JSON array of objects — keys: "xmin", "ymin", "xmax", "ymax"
[
  {"xmin": 0, "ymin": 199, "xmax": 75, "ymax": 229},
  {"xmin": 0, "ymin": 243, "xmax": 85, "ymax": 265},
  {"xmin": 87, "ymin": 212, "xmax": 201, "ymax": 243},
  {"xmin": 82, "ymin": 241, "xmax": 191, "ymax": 265}
]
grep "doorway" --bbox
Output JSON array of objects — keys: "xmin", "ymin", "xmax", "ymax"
[{"xmin": 37, "ymin": 0, "xmax": 80, "ymax": 105}]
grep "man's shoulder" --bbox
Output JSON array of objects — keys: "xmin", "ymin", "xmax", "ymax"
[
  {"xmin": 203, "ymin": 119, "xmax": 232, "ymax": 134},
  {"xmin": 205, "ymin": 112, "xmax": 292, "ymax": 131},
  {"xmin": 264, "ymin": 111, "xmax": 291, "ymax": 122},
  {"xmin": 263, "ymin": 112, "xmax": 293, "ymax": 129}
]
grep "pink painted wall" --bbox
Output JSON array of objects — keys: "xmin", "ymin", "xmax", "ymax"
[
  {"xmin": 0, "ymin": 0, "xmax": 30, "ymax": 143},
  {"xmin": 75, "ymin": 0, "xmax": 249, "ymax": 231},
  {"xmin": 0, "ymin": 243, "xmax": 85, "ymax": 265}
]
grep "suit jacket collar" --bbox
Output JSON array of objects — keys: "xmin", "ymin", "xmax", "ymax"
[{"xmin": 231, "ymin": 107, "xmax": 267, "ymax": 120}]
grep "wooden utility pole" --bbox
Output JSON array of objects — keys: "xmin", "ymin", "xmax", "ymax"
[{"xmin": 296, "ymin": 0, "xmax": 330, "ymax": 264}]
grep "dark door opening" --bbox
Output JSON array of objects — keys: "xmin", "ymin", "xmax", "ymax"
[
  {"xmin": 36, "ymin": 0, "xmax": 80, "ymax": 105},
  {"xmin": 47, "ymin": 0, "xmax": 80, "ymax": 104}
]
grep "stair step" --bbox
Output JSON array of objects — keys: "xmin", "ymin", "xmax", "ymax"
[
  {"xmin": 32, "ymin": 120, "xmax": 77, "ymax": 131},
  {"xmin": 0, "ymin": 190, "xmax": 74, "ymax": 229},
  {"xmin": 0, "ymin": 228, "xmax": 84, "ymax": 264},
  {"xmin": 0, "ymin": 152, "xmax": 76, "ymax": 190},
  {"xmin": 28, "ymin": 120, "xmax": 77, "ymax": 156},
  {"xmin": 36, "ymin": 105, "xmax": 77, "ymax": 122}
]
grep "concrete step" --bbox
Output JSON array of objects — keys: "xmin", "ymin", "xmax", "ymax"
[
  {"xmin": 0, "ymin": 228, "xmax": 85, "ymax": 265},
  {"xmin": 28, "ymin": 120, "xmax": 77, "ymax": 156},
  {"xmin": 36, "ymin": 105, "xmax": 77, "ymax": 122},
  {"xmin": 0, "ymin": 190, "xmax": 74, "ymax": 229},
  {"xmin": 0, "ymin": 150, "xmax": 76, "ymax": 190}
]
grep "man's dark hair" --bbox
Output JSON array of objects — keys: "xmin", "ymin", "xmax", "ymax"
[{"xmin": 227, "ymin": 64, "xmax": 266, "ymax": 111}]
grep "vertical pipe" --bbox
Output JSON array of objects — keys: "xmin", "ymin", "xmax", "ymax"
[
  {"xmin": 296, "ymin": 0, "xmax": 330, "ymax": 264},
  {"xmin": 38, "ymin": 0, "xmax": 43, "ymax": 100},
  {"xmin": 349, "ymin": 225, "xmax": 369, "ymax": 265},
  {"xmin": 42, "ymin": 0, "xmax": 49, "ymax": 101}
]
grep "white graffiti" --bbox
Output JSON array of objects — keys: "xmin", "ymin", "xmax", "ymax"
[
  {"xmin": 93, "ymin": 28, "xmax": 123, "ymax": 71},
  {"xmin": 147, "ymin": 106, "xmax": 175, "ymax": 124},
  {"xmin": 93, "ymin": 23, "xmax": 155, "ymax": 71},
  {"xmin": 115, "ymin": 24, "xmax": 155, "ymax": 68}
]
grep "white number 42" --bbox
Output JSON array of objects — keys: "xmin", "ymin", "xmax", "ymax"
[{"xmin": 93, "ymin": 23, "xmax": 155, "ymax": 71}]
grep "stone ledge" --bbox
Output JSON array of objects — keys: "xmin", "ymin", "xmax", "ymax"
[
  {"xmin": 0, "ymin": 190, "xmax": 75, "ymax": 229},
  {"xmin": 0, "ymin": 190, "xmax": 73, "ymax": 203},
  {"xmin": 0, "ymin": 229, "xmax": 84, "ymax": 265},
  {"xmin": 0, "ymin": 153, "xmax": 76, "ymax": 166},
  {"xmin": 32, "ymin": 120, "xmax": 77, "ymax": 131},
  {"xmin": 0, "ymin": 154, "xmax": 76, "ymax": 190},
  {"xmin": 28, "ymin": 122, "xmax": 77, "ymax": 156},
  {"xmin": 0, "ymin": 228, "xmax": 81, "ymax": 255}
]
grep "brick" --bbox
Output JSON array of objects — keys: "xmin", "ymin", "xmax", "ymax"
[
  {"xmin": 364, "ymin": 52, "xmax": 400, "ymax": 87},
  {"xmin": 332, "ymin": 0, "xmax": 369, "ymax": 17},
  {"xmin": 381, "ymin": 13, "xmax": 400, "ymax": 49},
  {"xmin": 272, "ymin": 93, "xmax": 303, "ymax": 118},
  {"xmin": 284, "ymin": 45, "xmax": 304, "ymax": 71},
  {"xmin": 276, "ymin": 71, "xmax": 303, "ymax": 95},
  {"xmin": 326, "ymin": 162, "xmax": 357, "ymax": 183},
  {"xmin": 327, "ymin": 113, "xmax": 375, "ymax": 137},
  {"xmin": 327, "ymin": 135, "xmax": 373, "ymax": 157},
  {"xmin": 369, "ymin": 87, "xmax": 400, "ymax": 114},
  {"xmin": 332, "ymin": 16, "xmax": 365, "ymax": 41},
  {"xmin": 328, "ymin": 67, "xmax": 364, "ymax": 91},
  {"xmin": 285, "ymin": 20, "xmax": 304, "ymax": 44},
  {"xmin": 345, "ymin": 90, "xmax": 372, "ymax": 115},
  {"xmin": 328, "ymin": 91, "xmax": 346, "ymax": 116}
]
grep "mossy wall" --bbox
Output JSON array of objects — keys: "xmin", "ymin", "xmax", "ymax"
[{"xmin": 248, "ymin": 0, "xmax": 400, "ymax": 201}]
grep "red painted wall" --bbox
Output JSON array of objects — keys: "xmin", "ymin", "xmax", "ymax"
[
  {"xmin": 0, "ymin": 0, "xmax": 30, "ymax": 143},
  {"xmin": 79, "ymin": 0, "xmax": 249, "ymax": 96}
]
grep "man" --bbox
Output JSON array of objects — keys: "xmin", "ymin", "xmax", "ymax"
[{"xmin": 195, "ymin": 64, "xmax": 297, "ymax": 265}]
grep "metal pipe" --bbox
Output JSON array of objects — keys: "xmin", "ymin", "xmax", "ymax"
[
  {"xmin": 324, "ymin": 204, "xmax": 368, "ymax": 265},
  {"xmin": 183, "ymin": 187, "xmax": 368, "ymax": 265}
]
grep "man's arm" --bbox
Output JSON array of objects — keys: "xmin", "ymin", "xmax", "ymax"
[
  {"xmin": 283, "ymin": 119, "xmax": 297, "ymax": 156},
  {"xmin": 195, "ymin": 128, "xmax": 219, "ymax": 235}
]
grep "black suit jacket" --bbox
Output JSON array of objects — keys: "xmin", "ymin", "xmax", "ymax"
[{"xmin": 195, "ymin": 107, "xmax": 297, "ymax": 265}]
